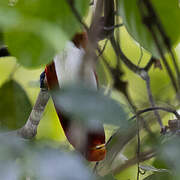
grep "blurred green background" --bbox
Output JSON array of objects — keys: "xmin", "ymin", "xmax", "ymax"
[{"xmin": 1, "ymin": 26, "xmax": 179, "ymax": 179}]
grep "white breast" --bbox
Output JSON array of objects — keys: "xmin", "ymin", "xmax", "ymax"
[{"xmin": 54, "ymin": 42, "xmax": 97, "ymax": 89}]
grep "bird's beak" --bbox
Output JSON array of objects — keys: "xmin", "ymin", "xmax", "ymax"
[{"xmin": 87, "ymin": 144, "xmax": 106, "ymax": 161}]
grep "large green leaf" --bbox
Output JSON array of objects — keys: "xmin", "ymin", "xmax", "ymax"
[
  {"xmin": 154, "ymin": 137, "xmax": 180, "ymax": 180},
  {"xmin": 0, "ymin": 134, "xmax": 95, "ymax": 180},
  {"xmin": 14, "ymin": 0, "xmax": 89, "ymax": 36},
  {"xmin": 0, "ymin": 0, "xmax": 90, "ymax": 67},
  {"xmin": 119, "ymin": 0, "xmax": 180, "ymax": 57},
  {"xmin": 53, "ymin": 85, "xmax": 128, "ymax": 127},
  {"xmin": 4, "ymin": 22, "xmax": 67, "ymax": 67},
  {"xmin": 0, "ymin": 80, "xmax": 32, "ymax": 130}
]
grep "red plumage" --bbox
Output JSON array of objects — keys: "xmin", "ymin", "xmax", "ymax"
[{"xmin": 45, "ymin": 33, "xmax": 106, "ymax": 161}]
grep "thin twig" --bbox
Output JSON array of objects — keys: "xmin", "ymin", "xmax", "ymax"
[
  {"xmin": 66, "ymin": 0, "xmax": 89, "ymax": 32},
  {"xmin": 110, "ymin": 29, "xmax": 170, "ymax": 131},
  {"xmin": 110, "ymin": 33, "xmax": 156, "ymax": 75},
  {"xmin": 168, "ymin": 48, "xmax": 180, "ymax": 89},
  {"xmin": 98, "ymin": 39, "xmax": 109, "ymax": 57},
  {"xmin": 150, "ymin": 26, "xmax": 178, "ymax": 93},
  {"xmin": 141, "ymin": 0, "xmax": 180, "ymax": 91},
  {"xmin": 115, "ymin": 1, "xmax": 121, "ymax": 69},
  {"xmin": 110, "ymin": 35, "xmax": 142, "ymax": 74},
  {"xmin": 103, "ymin": 24, "xmax": 123, "ymax": 31},
  {"xmin": 99, "ymin": 29, "xmax": 154, "ymax": 135},
  {"xmin": 138, "ymin": 0, "xmax": 179, "ymax": 95},
  {"xmin": 136, "ymin": 115, "xmax": 141, "ymax": 180},
  {"xmin": 137, "ymin": 45, "xmax": 143, "ymax": 66},
  {"xmin": 129, "ymin": 106, "xmax": 180, "ymax": 121},
  {"xmin": 95, "ymin": 104, "xmax": 177, "ymax": 176},
  {"xmin": 144, "ymin": 72, "xmax": 164, "ymax": 129}
]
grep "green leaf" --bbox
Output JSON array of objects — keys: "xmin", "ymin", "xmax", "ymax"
[
  {"xmin": 0, "ymin": 2, "xmax": 20, "ymax": 27},
  {"xmin": 0, "ymin": 0, "xmax": 90, "ymax": 67},
  {"xmin": 53, "ymin": 84, "xmax": 128, "ymax": 127},
  {"xmin": 15, "ymin": 0, "xmax": 89, "ymax": 37},
  {"xmin": 0, "ymin": 134, "xmax": 95, "ymax": 180},
  {"xmin": 0, "ymin": 80, "xmax": 32, "ymax": 130},
  {"xmin": 152, "ymin": 158, "xmax": 169, "ymax": 170},
  {"xmin": 156, "ymin": 137, "xmax": 180, "ymax": 180},
  {"xmin": 160, "ymin": 137, "xmax": 180, "ymax": 169},
  {"xmin": 119, "ymin": 0, "xmax": 180, "ymax": 57},
  {"xmin": 4, "ymin": 22, "xmax": 67, "ymax": 67},
  {"xmin": 143, "ymin": 172, "xmax": 172, "ymax": 180}
]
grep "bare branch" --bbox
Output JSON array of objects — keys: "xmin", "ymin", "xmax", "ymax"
[
  {"xmin": 112, "ymin": 149, "xmax": 156, "ymax": 175},
  {"xmin": 142, "ymin": 0, "xmax": 180, "ymax": 87},
  {"xmin": 143, "ymin": 72, "xmax": 164, "ymax": 130},
  {"xmin": 17, "ymin": 88, "xmax": 50, "ymax": 139},
  {"xmin": 136, "ymin": 114, "xmax": 141, "ymax": 180},
  {"xmin": 137, "ymin": 45, "xmax": 143, "ymax": 66},
  {"xmin": 110, "ymin": 35, "xmax": 142, "ymax": 74},
  {"xmin": 138, "ymin": 0, "xmax": 180, "ymax": 96}
]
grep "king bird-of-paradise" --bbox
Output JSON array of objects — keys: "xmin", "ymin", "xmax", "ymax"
[
  {"xmin": 45, "ymin": 32, "xmax": 106, "ymax": 161},
  {"xmin": 0, "ymin": 32, "xmax": 106, "ymax": 161}
]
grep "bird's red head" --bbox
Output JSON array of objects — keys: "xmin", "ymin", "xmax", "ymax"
[{"xmin": 72, "ymin": 32, "xmax": 88, "ymax": 49}]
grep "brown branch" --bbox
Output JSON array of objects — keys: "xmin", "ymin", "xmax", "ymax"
[
  {"xmin": 17, "ymin": 88, "xmax": 50, "ymax": 139},
  {"xmin": 79, "ymin": 0, "xmax": 104, "ymax": 80},
  {"xmin": 149, "ymin": 25, "xmax": 178, "ymax": 94},
  {"xmin": 136, "ymin": 114, "xmax": 141, "ymax": 180},
  {"xmin": 141, "ymin": 0, "xmax": 180, "ymax": 90},
  {"xmin": 143, "ymin": 72, "xmax": 164, "ymax": 130},
  {"xmin": 138, "ymin": 0, "xmax": 179, "ymax": 96},
  {"xmin": 89, "ymin": 0, "xmax": 104, "ymax": 41},
  {"xmin": 109, "ymin": 35, "xmax": 155, "ymax": 76},
  {"xmin": 110, "ymin": 35, "xmax": 142, "ymax": 74},
  {"xmin": 109, "ymin": 32, "xmax": 170, "ymax": 132},
  {"xmin": 95, "ymin": 105, "xmax": 178, "ymax": 176}
]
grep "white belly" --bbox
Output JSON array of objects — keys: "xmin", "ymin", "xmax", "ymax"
[{"xmin": 54, "ymin": 42, "xmax": 97, "ymax": 89}]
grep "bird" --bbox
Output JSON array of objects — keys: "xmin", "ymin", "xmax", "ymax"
[
  {"xmin": 0, "ymin": 32, "xmax": 106, "ymax": 161},
  {"xmin": 44, "ymin": 32, "xmax": 106, "ymax": 161}
]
